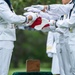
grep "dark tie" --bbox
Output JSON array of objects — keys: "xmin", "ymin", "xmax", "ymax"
[{"xmin": 4, "ymin": 0, "xmax": 12, "ymax": 11}]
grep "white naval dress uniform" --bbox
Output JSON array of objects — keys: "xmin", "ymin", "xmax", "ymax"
[
  {"xmin": 48, "ymin": 3, "xmax": 75, "ymax": 75},
  {"xmin": 46, "ymin": 4, "xmax": 74, "ymax": 75},
  {"xmin": 0, "ymin": 0, "xmax": 28, "ymax": 75},
  {"xmin": 55, "ymin": 4, "xmax": 75, "ymax": 75},
  {"xmin": 40, "ymin": 4, "xmax": 73, "ymax": 75}
]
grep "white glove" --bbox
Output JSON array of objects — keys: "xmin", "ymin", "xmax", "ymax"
[
  {"xmin": 39, "ymin": 12, "xmax": 51, "ymax": 20},
  {"xmin": 24, "ymin": 7, "xmax": 41, "ymax": 13},
  {"xmin": 47, "ymin": 53, "xmax": 53, "ymax": 58},
  {"xmin": 26, "ymin": 8, "xmax": 51, "ymax": 20},
  {"xmin": 43, "ymin": 20, "xmax": 56, "ymax": 32},
  {"xmin": 31, "ymin": 5, "xmax": 44, "ymax": 10},
  {"xmin": 23, "ymin": 12, "xmax": 39, "ymax": 27},
  {"xmin": 23, "ymin": 12, "xmax": 38, "ymax": 21},
  {"xmin": 23, "ymin": 12, "xmax": 42, "ymax": 28},
  {"xmin": 55, "ymin": 28, "xmax": 64, "ymax": 34},
  {"xmin": 49, "ymin": 20, "xmax": 56, "ymax": 26}
]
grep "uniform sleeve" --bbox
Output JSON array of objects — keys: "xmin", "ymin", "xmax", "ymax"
[
  {"xmin": 0, "ymin": 1, "xmax": 26, "ymax": 24},
  {"xmin": 47, "ymin": 4, "xmax": 73, "ymax": 17},
  {"xmin": 39, "ymin": 11, "xmax": 60, "ymax": 20},
  {"xmin": 56, "ymin": 8, "xmax": 75, "ymax": 28}
]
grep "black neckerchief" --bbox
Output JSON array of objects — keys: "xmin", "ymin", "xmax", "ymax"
[
  {"xmin": 69, "ymin": 2, "xmax": 75, "ymax": 18},
  {"xmin": 4, "ymin": 0, "xmax": 12, "ymax": 11}
]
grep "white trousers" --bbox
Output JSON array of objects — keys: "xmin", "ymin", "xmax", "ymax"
[
  {"xmin": 67, "ymin": 32, "xmax": 75, "ymax": 75},
  {"xmin": 56, "ymin": 34, "xmax": 72, "ymax": 75},
  {"xmin": 0, "ymin": 41, "xmax": 14, "ymax": 75},
  {"xmin": 69, "ymin": 44, "xmax": 75, "ymax": 75},
  {"xmin": 51, "ymin": 53, "xmax": 60, "ymax": 74}
]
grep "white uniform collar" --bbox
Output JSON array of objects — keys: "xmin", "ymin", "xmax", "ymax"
[{"xmin": 68, "ymin": 0, "xmax": 73, "ymax": 4}]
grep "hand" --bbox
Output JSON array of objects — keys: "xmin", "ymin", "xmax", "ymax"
[
  {"xmin": 39, "ymin": 12, "xmax": 51, "ymax": 20},
  {"xmin": 24, "ymin": 7, "xmax": 51, "ymax": 20},
  {"xmin": 55, "ymin": 28, "xmax": 64, "ymax": 34},
  {"xmin": 31, "ymin": 5, "xmax": 45, "ymax": 11},
  {"xmin": 24, "ymin": 7, "xmax": 41, "ymax": 13},
  {"xmin": 23, "ymin": 12, "xmax": 38, "ymax": 22},
  {"xmin": 47, "ymin": 53, "xmax": 53, "ymax": 58},
  {"xmin": 49, "ymin": 20, "xmax": 56, "ymax": 26},
  {"xmin": 23, "ymin": 12, "xmax": 41, "ymax": 27}
]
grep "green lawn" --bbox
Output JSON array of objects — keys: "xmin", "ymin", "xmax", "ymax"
[{"xmin": 8, "ymin": 68, "xmax": 51, "ymax": 75}]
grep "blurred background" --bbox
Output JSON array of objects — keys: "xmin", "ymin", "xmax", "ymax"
[{"xmin": 9, "ymin": 0, "xmax": 61, "ymax": 75}]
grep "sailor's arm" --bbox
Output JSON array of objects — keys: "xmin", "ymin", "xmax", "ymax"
[
  {"xmin": 32, "ymin": 4, "xmax": 73, "ymax": 16},
  {"xmin": 0, "ymin": 1, "xmax": 37, "ymax": 25},
  {"xmin": 56, "ymin": 8, "xmax": 75, "ymax": 28}
]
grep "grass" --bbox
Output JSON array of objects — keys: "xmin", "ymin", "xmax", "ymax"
[
  {"xmin": 8, "ymin": 67, "xmax": 51, "ymax": 75},
  {"xmin": 8, "ymin": 62, "xmax": 51, "ymax": 75}
]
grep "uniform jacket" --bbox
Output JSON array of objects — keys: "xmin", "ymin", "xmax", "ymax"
[{"xmin": 0, "ymin": 0, "xmax": 26, "ymax": 41}]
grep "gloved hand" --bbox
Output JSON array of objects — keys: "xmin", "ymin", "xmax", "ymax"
[
  {"xmin": 25, "ymin": 7, "xmax": 51, "ymax": 20},
  {"xmin": 46, "ymin": 20, "xmax": 56, "ymax": 31},
  {"xmin": 31, "ymin": 5, "xmax": 44, "ymax": 10},
  {"xmin": 49, "ymin": 20, "xmax": 56, "ymax": 26},
  {"xmin": 23, "ymin": 12, "xmax": 42, "ymax": 28},
  {"xmin": 55, "ymin": 28, "xmax": 64, "ymax": 34},
  {"xmin": 23, "ymin": 12, "xmax": 38, "ymax": 21},
  {"xmin": 39, "ymin": 12, "xmax": 51, "ymax": 20},
  {"xmin": 24, "ymin": 7, "xmax": 41, "ymax": 13},
  {"xmin": 23, "ymin": 12, "xmax": 39, "ymax": 27},
  {"xmin": 47, "ymin": 53, "xmax": 53, "ymax": 58}
]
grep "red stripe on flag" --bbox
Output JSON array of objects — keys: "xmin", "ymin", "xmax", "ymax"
[
  {"xmin": 42, "ymin": 24, "xmax": 50, "ymax": 29},
  {"xmin": 30, "ymin": 17, "xmax": 42, "ymax": 28}
]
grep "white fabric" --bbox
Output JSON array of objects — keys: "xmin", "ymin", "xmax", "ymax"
[
  {"xmin": 24, "ymin": 7, "xmax": 41, "ymax": 13},
  {"xmin": 33, "ymin": 18, "xmax": 56, "ymax": 32},
  {"xmin": 54, "ymin": 3, "xmax": 75, "ymax": 74},
  {"xmin": 0, "ymin": 41, "xmax": 14, "ymax": 75},
  {"xmin": 24, "ymin": 7, "xmax": 57, "ymax": 20},
  {"xmin": 52, "ymin": 4, "xmax": 75, "ymax": 75},
  {"xmin": 0, "ymin": 1, "xmax": 31, "ymax": 75},
  {"xmin": 46, "ymin": 32, "xmax": 60, "ymax": 74},
  {"xmin": 29, "ymin": 4, "xmax": 73, "ymax": 32},
  {"xmin": 23, "ymin": 12, "xmax": 38, "ymax": 22},
  {"xmin": 51, "ymin": 53, "xmax": 60, "ymax": 74},
  {"xmin": 34, "ymin": 18, "xmax": 49, "ymax": 30},
  {"xmin": 0, "ymin": 0, "xmax": 26, "ymax": 24},
  {"xmin": 49, "ymin": 4, "xmax": 73, "ymax": 16},
  {"xmin": 45, "ymin": 3, "xmax": 75, "ymax": 75},
  {"xmin": 31, "ymin": 4, "xmax": 73, "ymax": 17},
  {"xmin": 31, "ymin": 5, "xmax": 44, "ymax": 10},
  {"xmin": 56, "ymin": 5, "xmax": 75, "ymax": 28},
  {"xmin": 46, "ymin": 32, "xmax": 56, "ymax": 54},
  {"xmin": 0, "ymin": 0, "xmax": 28, "ymax": 41}
]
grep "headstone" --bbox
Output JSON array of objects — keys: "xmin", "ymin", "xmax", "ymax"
[{"xmin": 26, "ymin": 59, "xmax": 40, "ymax": 72}]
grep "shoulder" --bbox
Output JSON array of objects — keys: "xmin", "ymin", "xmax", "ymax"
[
  {"xmin": 0, "ymin": 0, "xmax": 5, "ymax": 4},
  {"xmin": 0, "ymin": 0, "xmax": 10, "ymax": 11}
]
